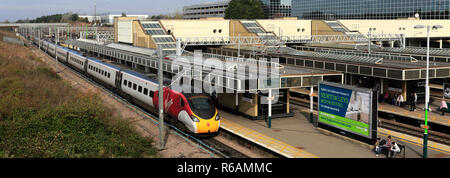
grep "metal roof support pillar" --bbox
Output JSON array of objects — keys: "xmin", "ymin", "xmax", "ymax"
[
  {"xmin": 267, "ymin": 89, "xmax": 273, "ymax": 128},
  {"xmin": 402, "ymin": 34, "xmax": 406, "ymax": 48},
  {"xmin": 310, "ymin": 86, "xmax": 314, "ymax": 123},
  {"xmin": 238, "ymin": 34, "xmax": 241, "ymax": 57}
]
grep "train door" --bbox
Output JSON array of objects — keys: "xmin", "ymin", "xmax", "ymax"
[{"xmin": 83, "ymin": 59, "xmax": 88, "ymax": 73}]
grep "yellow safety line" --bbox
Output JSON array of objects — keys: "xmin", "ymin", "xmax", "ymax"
[
  {"xmin": 378, "ymin": 131, "xmax": 450, "ymax": 154},
  {"xmin": 221, "ymin": 117, "xmax": 319, "ymax": 158}
]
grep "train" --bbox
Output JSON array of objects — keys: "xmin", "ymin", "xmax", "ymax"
[{"xmin": 32, "ymin": 38, "xmax": 220, "ymax": 135}]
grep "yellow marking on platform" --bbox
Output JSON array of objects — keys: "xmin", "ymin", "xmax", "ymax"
[
  {"xmin": 404, "ymin": 111, "xmax": 408, "ymax": 115},
  {"xmin": 378, "ymin": 128, "xmax": 450, "ymax": 154},
  {"xmin": 220, "ymin": 117, "xmax": 319, "ymax": 158},
  {"xmin": 298, "ymin": 107, "xmax": 449, "ymax": 155}
]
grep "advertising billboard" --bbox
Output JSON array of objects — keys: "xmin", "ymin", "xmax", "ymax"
[{"xmin": 318, "ymin": 81, "xmax": 377, "ymax": 144}]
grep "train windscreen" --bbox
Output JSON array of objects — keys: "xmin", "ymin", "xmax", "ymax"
[{"xmin": 187, "ymin": 96, "xmax": 216, "ymax": 120}]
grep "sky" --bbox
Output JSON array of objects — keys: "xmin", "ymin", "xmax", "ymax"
[{"xmin": 0, "ymin": 0, "xmax": 224, "ymax": 22}]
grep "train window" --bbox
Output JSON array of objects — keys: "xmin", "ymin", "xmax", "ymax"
[
  {"xmin": 108, "ymin": 73, "xmax": 111, "ymax": 78},
  {"xmin": 144, "ymin": 88, "xmax": 148, "ymax": 95},
  {"xmin": 124, "ymin": 80, "xmax": 127, "ymax": 85},
  {"xmin": 128, "ymin": 82, "xmax": 132, "ymax": 88},
  {"xmin": 133, "ymin": 84, "xmax": 137, "ymax": 90},
  {"xmin": 180, "ymin": 98, "xmax": 185, "ymax": 107},
  {"xmin": 150, "ymin": 91, "xmax": 154, "ymax": 97},
  {"xmin": 138, "ymin": 86, "xmax": 142, "ymax": 93}
]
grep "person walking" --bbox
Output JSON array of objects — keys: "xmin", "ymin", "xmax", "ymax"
[{"xmin": 441, "ymin": 98, "xmax": 448, "ymax": 116}]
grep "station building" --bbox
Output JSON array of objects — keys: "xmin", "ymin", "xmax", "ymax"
[
  {"xmin": 183, "ymin": 0, "xmax": 230, "ymax": 20},
  {"xmin": 183, "ymin": 0, "xmax": 292, "ymax": 19},
  {"xmin": 104, "ymin": 16, "xmax": 450, "ymax": 118},
  {"xmin": 292, "ymin": 0, "xmax": 450, "ymax": 20}
]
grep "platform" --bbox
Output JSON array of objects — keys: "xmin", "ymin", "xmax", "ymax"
[
  {"xmin": 220, "ymin": 106, "xmax": 450, "ymax": 158},
  {"xmin": 290, "ymin": 87, "xmax": 450, "ymax": 127},
  {"xmin": 379, "ymin": 100, "xmax": 450, "ymax": 127}
]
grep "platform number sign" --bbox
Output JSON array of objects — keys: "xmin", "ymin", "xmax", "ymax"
[{"xmin": 318, "ymin": 81, "xmax": 378, "ymax": 145}]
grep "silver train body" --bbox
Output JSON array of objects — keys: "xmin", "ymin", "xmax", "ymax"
[{"xmin": 31, "ymin": 38, "xmax": 220, "ymax": 135}]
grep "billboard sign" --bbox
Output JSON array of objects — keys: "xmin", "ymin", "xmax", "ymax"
[{"xmin": 318, "ymin": 81, "xmax": 377, "ymax": 143}]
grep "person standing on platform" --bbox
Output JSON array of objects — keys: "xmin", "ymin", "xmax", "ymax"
[
  {"xmin": 409, "ymin": 93, "xmax": 414, "ymax": 111},
  {"xmin": 383, "ymin": 92, "xmax": 389, "ymax": 103},
  {"xmin": 441, "ymin": 98, "xmax": 448, "ymax": 116},
  {"xmin": 413, "ymin": 92, "xmax": 418, "ymax": 111},
  {"xmin": 397, "ymin": 94, "xmax": 404, "ymax": 107}
]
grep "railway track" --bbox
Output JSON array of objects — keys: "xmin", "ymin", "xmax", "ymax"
[
  {"xmin": 289, "ymin": 96, "xmax": 450, "ymax": 145},
  {"xmin": 28, "ymin": 38, "xmax": 251, "ymax": 158}
]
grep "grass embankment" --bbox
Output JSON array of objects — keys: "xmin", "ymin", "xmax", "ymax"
[{"xmin": 0, "ymin": 30, "xmax": 158, "ymax": 158}]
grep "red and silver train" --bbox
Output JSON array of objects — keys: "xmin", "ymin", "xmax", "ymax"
[{"xmin": 33, "ymin": 38, "xmax": 220, "ymax": 135}]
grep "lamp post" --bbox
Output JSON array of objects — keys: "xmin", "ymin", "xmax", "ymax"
[{"xmin": 414, "ymin": 24, "xmax": 443, "ymax": 158}]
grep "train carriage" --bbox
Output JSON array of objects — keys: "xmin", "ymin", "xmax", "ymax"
[
  {"xmin": 56, "ymin": 46, "xmax": 68, "ymax": 63},
  {"xmin": 121, "ymin": 70, "xmax": 159, "ymax": 108},
  {"xmin": 67, "ymin": 51, "xmax": 87, "ymax": 71},
  {"xmin": 86, "ymin": 57, "xmax": 121, "ymax": 88}
]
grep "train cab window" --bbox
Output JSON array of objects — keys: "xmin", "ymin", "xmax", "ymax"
[
  {"xmin": 144, "ymin": 88, "xmax": 148, "ymax": 95},
  {"xmin": 138, "ymin": 86, "xmax": 142, "ymax": 93},
  {"xmin": 133, "ymin": 84, "xmax": 137, "ymax": 90},
  {"xmin": 180, "ymin": 98, "xmax": 185, "ymax": 107},
  {"xmin": 124, "ymin": 80, "xmax": 128, "ymax": 85},
  {"xmin": 128, "ymin": 82, "xmax": 132, "ymax": 88}
]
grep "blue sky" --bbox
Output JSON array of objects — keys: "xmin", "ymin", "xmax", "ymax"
[{"xmin": 0, "ymin": 0, "xmax": 223, "ymax": 21}]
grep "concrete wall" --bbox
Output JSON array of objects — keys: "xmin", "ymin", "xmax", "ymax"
[
  {"xmin": 339, "ymin": 19, "xmax": 450, "ymax": 38},
  {"xmin": 256, "ymin": 19, "xmax": 312, "ymax": 37},
  {"xmin": 160, "ymin": 19, "xmax": 230, "ymax": 41}
]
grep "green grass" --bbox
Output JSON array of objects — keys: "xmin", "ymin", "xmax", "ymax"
[{"xmin": 0, "ymin": 33, "xmax": 158, "ymax": 158}]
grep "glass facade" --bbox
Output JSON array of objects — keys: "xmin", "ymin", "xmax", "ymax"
[
  {"xmin": 292, "ymin": 0, "xmax": 450, "ymax": 20},
  {"xmin": 261, "ymin": 0, "xmax": 292, "ymax": 19}
]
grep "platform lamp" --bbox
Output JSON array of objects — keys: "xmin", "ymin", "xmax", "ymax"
[{"xmin": 413, "ymin": 24, "xmax": 443, "ymax": 158}]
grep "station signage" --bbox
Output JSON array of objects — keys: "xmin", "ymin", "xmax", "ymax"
[{"xmin": 318, "ymin": 81, "xmax": 378, "ymax": 144}]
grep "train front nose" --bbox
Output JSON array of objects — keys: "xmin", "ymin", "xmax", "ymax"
[{"xmin": 194, "ymin": 112, "xmax": 220, "ymax": 134}]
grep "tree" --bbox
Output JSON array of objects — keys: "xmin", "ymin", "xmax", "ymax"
[
  {"xmin": 121, "ymin": 13, "xmax": 127, "ymax": 17},
  {"xmin": 71, "ymin": 14, "xmax": 79, "ymax": 22},
  {"xmin": 225, "ymin": 0, "xmax": 265, "ymax": 19}
]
